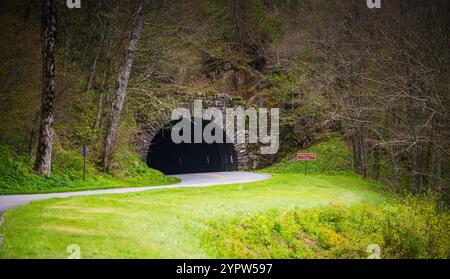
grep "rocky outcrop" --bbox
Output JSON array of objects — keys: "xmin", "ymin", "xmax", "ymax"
[{"xmin": 214, "ymin": 66, "xmax": 269, "ymax": 101}]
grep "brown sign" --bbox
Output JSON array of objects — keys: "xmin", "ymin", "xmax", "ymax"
[{"xmin": 297, "ymin": 153, "xmax": 317, "ymax": 161}]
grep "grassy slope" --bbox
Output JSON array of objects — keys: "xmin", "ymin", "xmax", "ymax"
[
  {"xmin": 0, "ymin": 173, "xmax": 385, "ymax": 258},
  {"xmin": 265, "ymin": 137, "xmax": 353, "ymax": 175},
  {"xmin": 0, "ymin": 145, "xmax": 179, "ymax": 195}
]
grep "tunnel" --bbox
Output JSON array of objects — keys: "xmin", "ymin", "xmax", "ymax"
[{"xmin": 146, "ymin": 118, "xmax": 238, "ymax": 174}]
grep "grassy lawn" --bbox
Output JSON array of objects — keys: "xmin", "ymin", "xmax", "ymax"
[
  {"xmin": 0, "ymin": 173, "xmax": 180, "ymax": 195},
  {"xmin": 0, "ymin": 173, "xmax": 388, "ymax": 258},
  {"xmin": 0, "ymin": 145, "xmax": 179, "ymax": 195}
]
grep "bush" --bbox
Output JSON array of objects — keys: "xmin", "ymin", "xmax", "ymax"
[
  {"xmin": 0, "ymin": 145, "xmax": 67, "ymax": 193},
  {"xmin": 202, "ymin": 195, "xmax": 449, "ymax": 259},
  {"xmin": 380, "ymin": 194, "xmax": 450, "ymax": 258}
]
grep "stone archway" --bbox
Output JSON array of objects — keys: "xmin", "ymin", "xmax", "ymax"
[{"xmin": 133, "ymin": 95, "xmax": 250, "ymax": 173}]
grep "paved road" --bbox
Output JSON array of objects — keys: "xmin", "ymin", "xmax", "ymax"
[{"xmin": 0, "ymin": 172, "xmax": 271, "ymax": 214}]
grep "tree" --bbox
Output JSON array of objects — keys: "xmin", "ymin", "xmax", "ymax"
[
  {"xmin": 34, "ymin": 0, "xmax": 57, "ymax": 175},
  {"xmin": 313, "ymin": 0, "xmax": 449, "ymax": 193},
  {"xmin": 102, "ymin": 1, "xmax": 144, "ymax": 170}
]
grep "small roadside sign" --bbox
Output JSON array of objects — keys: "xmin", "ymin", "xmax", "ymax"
[
  {"xmin": 81, "ymin": 144, "xmax": 89, "ymax": 157},
  {"xmin": 297, "ymin": 153, "xmax": 317, "ymax": 175},
  {"xmin": 297, "ymin": 153, "xmax": 317, "ymax": 161},
  {"xmin": 81, "ymin": 144, "xmax": 89, "ymax": 181}
]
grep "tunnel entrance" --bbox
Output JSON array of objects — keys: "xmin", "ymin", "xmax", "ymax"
[{"xmin": 146, "ymin": 118, "xmax": 238, "ymax": 174}]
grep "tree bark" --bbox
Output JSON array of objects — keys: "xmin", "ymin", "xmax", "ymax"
[
  {"xmin": 84, "ymin": 45, "xmax": 102, "ymax": 94},
  {"xmin": 34, "ymin": 0, "xmax": 56, "ymax": 175},
  {"xmin": 410, "ymin": 143, "xmax": 422, "ymax": 194},
  {"xmin": 350, "ymin": 124, "xmax": 368, "ymax": 178},
  {"xmin": 371, "ymin": 147, "xmax": 380, "ymax": 180},
  {"xmin": 391, "ymin": 154, "xmax": 399, "ymax": 192},
  {"xmin": 102, "ymin": 2, "xmax": 144, "ymax": 170},
  {"xmin": 84, "ymin": 31, "xmax": 106, "ymax": 100}
]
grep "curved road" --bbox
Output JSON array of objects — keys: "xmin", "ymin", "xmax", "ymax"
[{"xmin": 0, "ymin": 172, "xmax": 271, "ymax": 214}]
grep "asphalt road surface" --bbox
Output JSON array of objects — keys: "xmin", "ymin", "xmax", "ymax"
[{"xmin": 0, "ymin": 172, "xmax": 271, "ymax": 214}]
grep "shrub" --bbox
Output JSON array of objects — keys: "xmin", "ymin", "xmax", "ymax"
[{"xmin": 202, "ymin": 195, "xmax": 449, "ymax": 259}]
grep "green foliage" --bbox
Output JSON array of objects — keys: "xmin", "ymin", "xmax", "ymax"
[
  {"xmin": 267, "ymin": 137, "xmax": 353, "ymax": 174},
  {"xmin": 380, "ymin": 194, "xmax": 450, "ymax": 258},
  {"xmin": 0, "ymin": 145, "xmax": 67, "ymax": 193},
  {"xmin": 203, "ymin": 195, "xmax": 449, "ymax": 259},
  {"xmin": 0, "ymin": 145, "xmax": 178, "ymax": 195},
  {"xmin": 71, "ymin": 92, "xmax": 103, "ymax": 145},
  {"xmin": 203, "ymin": 0, "xmax": 282, "ymax": 51},
  {"xmin": 265, "ymin": 70, "xmax": 308, "ymax": 105}
]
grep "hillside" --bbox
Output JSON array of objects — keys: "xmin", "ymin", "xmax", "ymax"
[
  {"xmin": 0, "ymin": 0, "xmax": 448, "ymax": 261},
  {"xmin": 1, "ymin": 1, "xmax": 448, "ymax": 196}
]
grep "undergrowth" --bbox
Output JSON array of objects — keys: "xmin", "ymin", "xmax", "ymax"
[
  {"xmin": 0, "ymin": 145, "xmax": 178, "ymax": 195},
  {"xmin": 202, "ymin": 194, "xmax": 449, "ymax": 259}
]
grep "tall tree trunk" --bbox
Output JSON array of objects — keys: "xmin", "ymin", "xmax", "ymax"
[
  {"xmin": 350, "ymin": 124, "xmax": 368, "ymax": 178},
  {"xmin": 83, "ymin": 39, "xmax": 103, "ymax": 103},
  {"xmin": 102, "ymin": 3, "xmax": 144, "ymax": 170},
  {"xmin": 410, "ymin": 143, "xmax": 422, "ymax": 194},
  {"xmin": 391, "ymin": 153, "xmax": 399, "ymax": 192},
  {"xmin": 84, "ymin": 45, "xmax": 102, "ymax": 94},
  {"xmin": 34, "ymin": 0, "xmax": 56, "ymax": 175},
  {"xmin": 371, "ymin": 147, "xmax": 380, "ymax": 180}
]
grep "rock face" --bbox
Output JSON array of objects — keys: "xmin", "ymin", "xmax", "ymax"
[
  {"xmin": 134, "ymin": 61, "xmax": 275, "ymax": 172},
  {"xmin": 214, "ymin": 66, "xmax": 270, "ymax": 105}
]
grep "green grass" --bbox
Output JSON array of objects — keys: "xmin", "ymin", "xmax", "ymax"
[
  {"xmin": 0, "ymin": 139, "xmax": 447, "ymax": 259},
  {"xmin": 266, "ymin": 137, "xmax": 353, "ymax": 175},
  {"xmin": 0, "ymin": 145, "xmax": 179, "ymax": 195},
  {"xmin": 203, "ymin": 195, "xmax": 449, "ymax": 259},
  {"xmin": 0, "ymin": 173, "xmax": 387, "ymax": 258}
]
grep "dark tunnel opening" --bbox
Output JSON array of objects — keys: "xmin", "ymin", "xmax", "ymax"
[{"xmin": 146, "ymin": 118, "xmax": 238, "ymax": 174}]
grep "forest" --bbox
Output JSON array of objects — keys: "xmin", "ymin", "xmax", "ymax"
[{"xmin": 0, "ymin": 0, "xmax": 449, "ymax": 259}]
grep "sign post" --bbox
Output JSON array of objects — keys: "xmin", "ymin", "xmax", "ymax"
[
  {"xmin": 81, "ymin": 144, "xmax": 89, "ymax": 181},
  {"xmin": 296, "ymin": 153, "xmax": 317, "ymax": 175}
]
